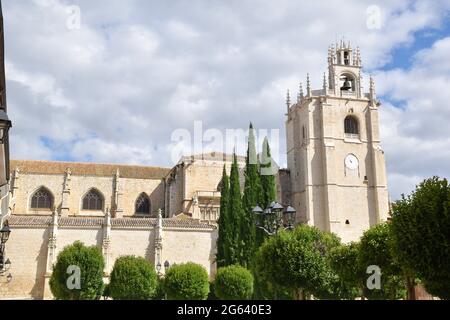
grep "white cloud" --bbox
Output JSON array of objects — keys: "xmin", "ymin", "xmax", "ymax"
[
  {"xmin": 377, "ymin": 37, "xmax": 450, "ymax": 199},
  {"xmin": 3, "ymin": 0, "xmax": 450, "ymax": 199}
]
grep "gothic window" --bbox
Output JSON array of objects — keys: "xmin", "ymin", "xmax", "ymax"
[
  {"xmin": 82, "ymin": 189, "xmax": 104, "ymax": 211},
  {"xmin": 344, "ymin": 116, "xmax": 359, "ymax": 136},
  {"xmin": 30, "ymin": 187, "xmax": 54, "ymax": 210},
  {"xmin": 135, "ymin": 193, "xmax": 151, "ymax": 215}
]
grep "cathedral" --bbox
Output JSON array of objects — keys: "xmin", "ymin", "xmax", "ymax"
[{"xmin": 0, "ymin": 42, "xmax": 390, "ymax": 299}]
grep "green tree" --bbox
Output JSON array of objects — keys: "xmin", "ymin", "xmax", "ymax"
[
  {"xmin": 358, "ymin": 223, "xmax": 406, "ymax": 300},
  {"xmin": 49, "ymin": 241, "xmax": 104, "ymax": 300},
  {"xmin": 164, "ymin": 263, "xmax": 210, "ymax": 300},
  {"xmin": 391, "ymin": 177, "xmax": 450, "ymax": 299},
  {"xmin": 108, "ymin": 256, "xmax": 158, "ymax": 300},
  {"xmin": 327, "ymin": 242, "xmax": 364, "ymax": 299},
  {"xmin": 256, "ymin": 225, "xmax": 341, "ymax": 299},
  {"xmin": 214, "ymin": 265, "xmax": 254, "ymax": 300},
  {"xmin": 259, "ymin": 137, "xmax": 277, "ymax": 209},
  {"xmin": 227, "ymin": 153, "xmax": 245, "ymax": 265},
  {"xmin": 255, "ymin": 137, "xmax": 277, "ymax": 254},
  {"xmin": 241, "ymin": 123, "xmax": 263, "ymax": 268},
  {"xmin": 217, "ymin": 165, "xmax": 231, "ymax": 268}
]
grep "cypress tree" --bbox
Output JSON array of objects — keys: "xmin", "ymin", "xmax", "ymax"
[
  {"xmin": 227, "ymin": 153, "xmax": 245, "ymax": 265},
  {"xmin": 217, "ymin": 165, "xmax": 230, "ymax": 268},
  {"xmin": 260, "ymin": 137, "xmax": 277, "ymax": 208},
  {"xmin": 241, "ymin": 123, "xmax": 263, "ymax": 268},
  {"xmin": 256, "ymin": 137, "xmax": 277, "ymax": 249}
]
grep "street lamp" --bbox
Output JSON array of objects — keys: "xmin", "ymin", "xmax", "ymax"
[
  {"xmin": 0, "ymin": 221, "xmax": 11, "ymax": 275},
  {"xmin": 0, "ymin": 109, "xmax": 11, "ymax": 188},
  {"xmin": 0, "ymin": 221, "xmax": 10, "ymax": 243},
  {"xmin": 253, "ymin": 202, "xmax": 296, "ymax": 236},
  {"xmin": 164, "ymin": 260, "xmax": 170, "ymax": 272},
  {"xmin": 0, "ymin": 0, "xmax": 11, "ymax": 189},
  {"xmin": 156, "ymin": 261, "xmax": 162, "ymax": 276},
  {"xmin": 0, "ymin": 0, "xmax": 12, "ymax": 282}
]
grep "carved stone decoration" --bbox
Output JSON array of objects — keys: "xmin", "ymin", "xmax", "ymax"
[
  {"xmin": 10, "ymin": 168, "xmax": 19, "ymax": 196},
  {"xmin": 46, "ymin": 209, "xmax": 59, "ymax": 274},
  {"xmin": 154, "ymin": 209, "xmax": 163, "ymax": 274},
  {"xmin": 60, "ymin": 168, "xmax": 72, "ymax": 217},
  {"xmin": 102, "ymin": 208, "xmax": 111, "ymax": 274},
  {"xmin": 113, "ymin": 169, "xmax": 123, "ymax": 218}
]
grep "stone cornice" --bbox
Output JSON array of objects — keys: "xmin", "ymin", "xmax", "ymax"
[{"xmin": 7, "ymin": 215, "xmax": 216, "ymax": 231}]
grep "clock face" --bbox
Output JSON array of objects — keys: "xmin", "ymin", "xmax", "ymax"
[{"xmin": 345, "ymin": 154, "xmax": 359, "ymax": 170}]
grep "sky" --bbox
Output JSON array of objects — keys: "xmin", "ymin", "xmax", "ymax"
[{"xmin": 3, "ymin": 0, "xmax": 450, "ymax": 200}]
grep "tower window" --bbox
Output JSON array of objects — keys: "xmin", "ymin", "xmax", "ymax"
[
  {"xmin": 135, "ymin": 193, "xmax": 151, "ymax": 215},
  {"xmin": 31, "ymin": 187, "xmax": 54, "ymax": 210},
  {"xmin": 82, "ymin": 189, "xmax": 104, "ymax": 211},
  {"xmin": 344, "ymin": 51, "xmax": 350, "ymax": 65},
  {"xmin": 344, "ymin": 116, "xmax": 359, "ymax": 136}
]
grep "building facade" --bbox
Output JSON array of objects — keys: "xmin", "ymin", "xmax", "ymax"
[
  {"xmin": 0, "ymin": 42, "xmax": 390, "ymax": 299},
  {"xmin": 1, "ymin": 153, "xmax": 243, "ymax": 299},
  {"xmin": 286, "ymin": 42, "xmax": 390, "ymax": 242}
]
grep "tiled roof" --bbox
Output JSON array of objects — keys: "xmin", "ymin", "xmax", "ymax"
[
  {"xmin": 10, "ymin": 160, "xmax": 171, "ymax": 179},
  {"xmin": 7, "ymin": 215, "xmax": 216, "ymax": 230},
  {"xmin": 7, "ymin": 215, "xmax": 52, "ymax": 228}
]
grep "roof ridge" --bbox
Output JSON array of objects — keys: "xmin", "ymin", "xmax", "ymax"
[{"xmin": 11, "ymin": 159, "xmax": 171, "ymax": 170}]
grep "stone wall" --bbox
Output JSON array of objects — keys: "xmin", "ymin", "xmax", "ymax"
[
  {"xmin": 9, "ymin": 161, "xmax": 168, "ymax": 218},
  {"xmin": 1, "ymin": 215, "xmax": 217, "ymax": 300}
]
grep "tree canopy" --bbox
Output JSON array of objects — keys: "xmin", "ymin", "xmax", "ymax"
[
  {"xmin": 50, "ymin": 241, "xmax": 104, "ymax": 300},
  {"xmin": 391, "ymin": 177, "xmax": 450, "ymax": 299},
  {"xmin": 256, "ymin": 225, "xmax": 342, "ymax": 299},
  {"xmin": 108, "ymin": 256, "xmax": 158, "ymax": 300},
  {"xmin": 164, "ymin": 263, "xmax": 210, "ymax": 300},
  {"xmin": 214, "ymin": 265, "xmax": 254, "ymax": 300}
]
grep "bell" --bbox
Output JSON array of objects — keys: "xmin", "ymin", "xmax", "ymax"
[{"xmin": 341, "ymin": 78, "xmax": 352, "ymax": 91}]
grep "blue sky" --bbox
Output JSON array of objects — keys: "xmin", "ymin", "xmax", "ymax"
[
  {"xmin": 382, "ymin": 17, "xmax": 450, "ymax": 70},
  {"xmin": 3, "ymin": 0, "xmax": 450, "ymax": 200}
]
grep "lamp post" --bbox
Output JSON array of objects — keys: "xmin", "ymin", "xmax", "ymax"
[
  {"xmin": 0, "ymin": 0, "xmax": 12, "ymax": 283},
  {"xmin": 164, "ymin": 260, "xmax": 170, "ymax": 272},
  {"xmin": 156, "ymin": 261, "xmax": 162, "ymax": 277},
  {"xmin": 0, "ymin": 0, "xmax": 11, "ymax": 190},
  {"xmin": 253, "ymin": 202, "xmax": 296, "ymax": 236},
  {"xmin": 0, "ymin": 221, "xmax": 11, "ymax": 280}
]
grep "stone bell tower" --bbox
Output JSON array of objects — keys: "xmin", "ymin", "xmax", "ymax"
[{"xmin": 285, "ymin": 41, "xmax": 390, "ymax": 243}]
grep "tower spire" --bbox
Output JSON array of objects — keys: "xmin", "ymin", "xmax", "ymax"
[
  {"xmin": 306, "ymin": 74, "xmax": 311, "ymax": 97},
  {"xmin": 356, "ymin": 47, "xmax": 361, "ymax": 66},
  {"xmin": 369, "ymin": 76, "xmax": 376, "ymax": 102},
  {"xmin": 323, "ymin": 73, "xmax": 328, "ymax": 95},
  {"xmin": 286, "ymin": 89, "xmax": 291, "ymax": 115},
  {"xmin": 298, "ymin": 83, "xmax": 304, "ymax": 103}
]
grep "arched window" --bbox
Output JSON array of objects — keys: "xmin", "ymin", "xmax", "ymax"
[
  {"xmin": 30, "ymin": 187, "xmax": 54, "ymax": 210},
  {"xmin": 135, "ymin": 193, "xmax": 151, "ymax": 215},
  {"xmin": 345, "ymin": 116, "xmax": 359, "ymax": 136},
  {"xmin": 82, "ymin": 189, "xmax": 104, "ymax": 211}
]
